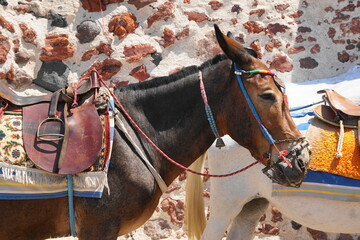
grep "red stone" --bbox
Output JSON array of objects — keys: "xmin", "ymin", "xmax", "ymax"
[
  {"xmin": 128, "ymin": 0, "xmax": 156, "ymax": 9},
  {"xmin": 328, "ymin": 27, "xmax": 336, "ymax": 38},
  {"xmin": 340, "ymin": 17, "xmax": 360, "ymax": 36},
  {"xmin": 231, "ymin": 18, "xmax": 238, "ymax": 25},
  {"xmin": 249, "ymin": 9, "xmax": 265, "ymax": 18},
  {"xmin": 184, "ymin": 11, "xmax": 209, "ymax": 22},
  {"xmin": 12, "ymin": 39, "xmax": 20, "ymax": 53},
  {"xmin": 7, "ymin": 70, "xmax": 33, "ymax": 89},
  {"xmin": 40, "ymin": 34, "xmax": 74, "ymax": 61},
  {"xmin": 0, "ymin": 16, "xmax": 15, "ymax": 33},
  {"xmin": 289, "ymin": 10, "xmax": 303, "ymax": 18},
  {"xmin": 275, "ymin": 3, "xmax": 290, "ymax": 11},
  {"xmin": 110, "ymin": 80, "xmax": 129, "ymax": 88},
  {"xmin": 19, "ymin": 23, "xmax": 37, "ymax": 45},
  {"xmin": 243, "ymin": 21, "xmax": 264, "ymax": 34},
  {"xmin": 333, "ymin": 39, "xmax": 346, "ymax": 44},
  {"xmin": 108, "ymin": 13, "xmax": 138, "ymax": 40},
  {"xmin": 0, "ymin": 34, "xmax": 11, "ymax": 64},
  {"xmin": 159, "ymin": 28, "xmax": 175, "ymax": 48},
  {"xmin": 308, "ymin": 36, "xmax": 317, "ymax": 42},
  {"xmin": 161, "ymin": 198, "xmax": 184, "ymax": 225},
  {"xmin": 85, "ymin": 58, "xmax": 122, "ymax": 81},
  {"xmin": 299, "ymin": 57, "xmax": 319, "ymax": 69},
  {"xmin": 265, "ymin": 39, "xmax": 282, "ymax": 52},
  {"xmin": 147, "ymin": 1, "xmax": 175, "ymax": 27},
  {"xmin": 338, "ymin": 51, "xmax": 350, "ymax": 63},
  {"xmin": 123, "ymin": 44, "xmax": 156, "ymax": 63},
  {"xmin": 265, "ymin": 42, "xmax": 274, "ymax": 52},
  {"xmin": 231, "ymin": 4, "xmax": 242, "ymax": 14},
  {"xmin": 97, "ymin": 42, "xmax": 114, "ymax": 56},
  {"xmin": 269, "ymin": 54, "xmax": 293, "ymax": 73},
  {"xmin": 176, "ymin": 25, "xmax": 190, "ymax": 40},
  {"xmin": 306, "ymin": 228, "xmax": 328, "ymax": 240},
  {"xmin": 130, "ymin": 64, "xmax": 150, "ymax": 81},
  {"xmin": 13, "ymin": 4, "xmax": 30, "ymax": 13},
  {"xmin": 332, "ymin": 12, "xmax": 350, "ymax": 24},
  {"xmin": 297, "ymin": 26, "xmax": 312, "ymax": 33},
  {"xmin": 260, "ymin": 223, "xmax": 280, "ymax": 235},
  {"xmin": 270, "ymin": 207, "xmax": 283, "ymax": 223},
  {"xmin": 6, "ymin": 65, "xmax": 15, "ymax": 81},
  {"xmin": 80, "ymin": 0, "xmax": 124, "ymax": 12},
  {"xmin": 15, "ymin": 51, "xmax": 31, "ymax": 64},
  {"xmin": 266, "ymin": 23, "xmax": 289, "ymax": 36},
  {"xmin": 341, "ymin": 3, "xmax": 356, "ymax": 12},
  {"xmin": 324, "ymin": 6, "xmax": 334, "ymax": 12},
  {"xmin": 310, "ymin": 44, "xmax": 320, "ymax": 54},
  {"xmin": 288, "ymin": 46, "xmax": 305, "ymax": 54},
  {"xmin": 208, "ymin": 1, "xmax": 223, "ymax": 10},
  {"xmin": 81, "ymin": 48, "xmax": 99, "ymax": 61}
]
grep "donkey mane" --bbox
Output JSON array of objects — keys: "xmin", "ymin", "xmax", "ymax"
[{"xmin": 120, "ymin": 54, "xmax": 228, "ymax": 92}]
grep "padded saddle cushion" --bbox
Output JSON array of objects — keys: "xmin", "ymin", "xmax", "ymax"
[{"xmin": 22, "ymin": 98, "xmax": 103, "ymax": 174}]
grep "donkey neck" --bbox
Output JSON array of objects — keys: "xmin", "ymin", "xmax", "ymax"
[{"xmin": 118, "ymin": 55, "xmax": 232, "ymax": 184}]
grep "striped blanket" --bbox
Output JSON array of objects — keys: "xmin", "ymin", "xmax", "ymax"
[{"xmin": 272, "ymin": 111, "xmax": 360, "ymax": 202}]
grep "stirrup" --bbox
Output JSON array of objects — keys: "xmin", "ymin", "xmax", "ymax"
[{"xmin": 36, "ymin": 116, "xmax": 65, "ymax": 141}]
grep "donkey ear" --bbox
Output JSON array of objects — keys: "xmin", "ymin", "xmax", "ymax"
[{"xmin": 214, "ymin": 24, "xmax": 251, "ymax": 64}]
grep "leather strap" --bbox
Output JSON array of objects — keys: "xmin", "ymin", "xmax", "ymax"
[
  {"xmin": 114, "ymin": 110, "xmax": 168, "ymax": 193},
  {"xmin": 57, "ymin": 103, "xmax": 70, "ymax": 171}
]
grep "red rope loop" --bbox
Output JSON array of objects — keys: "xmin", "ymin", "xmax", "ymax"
[
  {"xmin": 94, "ymin": 73, "xmax": 267, "ymax": 178},
  {"xmin": 72, "ymin": 77, "xmax": 90, "ymax": 107}
]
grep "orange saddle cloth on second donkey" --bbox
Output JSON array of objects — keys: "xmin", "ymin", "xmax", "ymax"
[{"xmin": 306, "ymin": 89, "xmax": 360, "ymax": 180}]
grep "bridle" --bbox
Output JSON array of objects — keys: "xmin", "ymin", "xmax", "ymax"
[{"xmin": 199, "ymin": 64, "xmax": 309, "ymax": 186}]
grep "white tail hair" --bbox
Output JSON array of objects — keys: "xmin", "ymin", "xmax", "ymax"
[{"xmin": 185, "ymin": 152, "xmax": 207, "ymax": 240}]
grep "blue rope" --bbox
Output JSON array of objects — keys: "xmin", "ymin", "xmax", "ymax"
[
  {"xmin": 234, "ymin": 64, "xmax": 275, "ymax": 144},
  {"xmin": 289, "ymin": 100, "xmax": 323, "ymax": 112},
  {"xmin": 204, "ymin": 104, "xmax": 220, "ymax": 138},
  {"xmin": 66, "ymin": 174, "xmax": 77, "ymax": 237}
]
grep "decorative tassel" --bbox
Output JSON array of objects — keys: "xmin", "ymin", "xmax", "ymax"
[{"xmin": 215, "ymin": 137, "xmax": 225, "ymax": 149}]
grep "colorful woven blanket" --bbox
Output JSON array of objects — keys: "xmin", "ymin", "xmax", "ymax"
[
  {"xmin": 0, "ymin": 97, "xmax": 114, "ymax": 199},
  {"xmin": 307, "ymin": 119, "xmax": 360, "ymax": 180}
]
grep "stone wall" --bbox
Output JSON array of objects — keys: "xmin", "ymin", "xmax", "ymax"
[
  {"xmin": 1, "ymin": 0, "xmax": 359, "ymax": 92},
  {"xmin": 1, "ymin": 0, "xmax": 360, "ymax": 239}
]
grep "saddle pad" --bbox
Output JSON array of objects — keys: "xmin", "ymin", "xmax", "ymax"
[
  {"xmin": 0, "ymin": 113, "xmax": 34, "ymax": 167},
  {"xmin": 0, "ymin": 107, "xmax": 115, "ymax": 199},
  {"xmin": 272, "ymin": 112, "xmax": 360, "ymax": 201},
  {"xmin": 306, "ymin": 117, "xmax": 360, "ymax": 180},
  {"xmin": 272, "ymin": 169, "xmax": 360, "ymax": 202}
]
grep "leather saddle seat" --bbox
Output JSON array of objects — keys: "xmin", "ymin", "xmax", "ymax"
[
  {"xmin": 314, "ymin": 89, "xmax": 360, "ymax": 147},
  {"xmin": 0, "ymin": 71, "xmax": 104, "ymax": 174}
]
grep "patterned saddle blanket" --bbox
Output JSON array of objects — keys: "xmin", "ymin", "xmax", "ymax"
[{"xmin": 0, "ymin": 96, "xmax": 115, "ymax": 199}]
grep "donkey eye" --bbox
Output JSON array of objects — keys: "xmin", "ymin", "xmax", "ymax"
[{"xmin": 259, "ymin": 93, "xmax": 276, "ymax": 101}]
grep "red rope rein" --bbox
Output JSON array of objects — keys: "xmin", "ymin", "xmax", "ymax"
[{"xmin": 91, "ymin": 73, "xmax": 266, "ymax": 177}]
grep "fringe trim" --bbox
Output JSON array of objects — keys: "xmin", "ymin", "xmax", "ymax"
[{"xmin": 0, "ymin": 162, "xmax": 109, "ymax": 192}]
